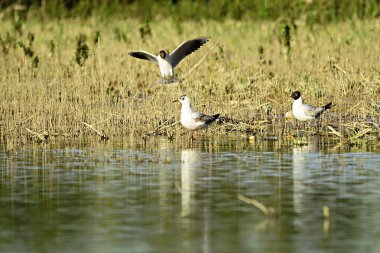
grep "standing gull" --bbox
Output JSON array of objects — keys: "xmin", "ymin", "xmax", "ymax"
[
  {"xmin": 129, "ymin": 37, "xmax": 209, "ymax": 83},
  {"xmin": 175, "ymin": 95, "xmax": 219, "ymax": 141},
  {"xmin": 291, "ymin": 91, "xmax": 333, "ymax": 122}
]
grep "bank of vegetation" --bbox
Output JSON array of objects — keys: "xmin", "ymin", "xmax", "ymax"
[{"xmin": 0, "ymin": 1, "xmax": 379, "ymax": 149}]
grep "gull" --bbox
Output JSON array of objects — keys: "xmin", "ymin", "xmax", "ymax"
[
  {"xmin": 175, "ymin": 95, "xmax": 219, "ymax": 141},
  {"xmin": 128, "ymin": 37, "xmax": 209, "ymax": 82},
  {"xmin": 291, "ymin": 91, "xmax": 333, "ymax": 122}
]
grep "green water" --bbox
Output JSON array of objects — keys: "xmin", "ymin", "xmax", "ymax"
[{"xmin": 1, "ymin": 139, "xmax": 380, "ymax": 253}]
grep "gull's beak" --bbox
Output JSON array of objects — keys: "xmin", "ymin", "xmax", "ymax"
[{"xmin": 173, "ymin": 100, "xmax": 178, "ymax": 103}]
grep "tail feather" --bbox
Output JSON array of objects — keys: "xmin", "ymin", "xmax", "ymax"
[
  {"xmin": 323, "ymin": 102, "xmax": 333, "ymax": 111},
  {"xmin": 205, "ymin": 114, "xmax": 220, "ymax": 124}
]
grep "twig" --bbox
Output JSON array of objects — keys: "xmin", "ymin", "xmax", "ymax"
[
  {"xmin": 83, "ymin": 122, "xmax": 109, "ymax": 141},
  {"xmin": 247, "ymin": 102, "xmax": 271, "ymax": 111},
  {"xmin": 344, "ymin": 101, "xmax": 362, "ymax": 116},
  {"xmin": 25, "ymin": 128, "xmax": 48, "ymax": 142},
  {"xmin": 91, "ymin": 116, "xmax": 114, "ymax": 126},
  {"xmin": 364, "ymin": 104, "xmax": 380, "ymax": 116},
  {"xmin": 7, "ymin": 114, "xmax": 36, "ymax": 133},
  {"xmin": 238, "ymin": 194, "xmax": 272, "ymax": 216},
  {"xmin": 327, "ymin": 126, "xmax": 343, "ymax": 138},
  {"xmin": 239, "ymin": 121, "xmax": 268, "ymax": 127},
  {"xmin": 182, "ymin": 42, "xmax": 219, "ymax": 80},
  {"xmin": 146, "ymin": 120, "xmax": 179, "ymax": 136},
  {"xmin": 266, "ymin": 97, "xmax": 282, "ymax": 106},
  {"xmin": 353, "ymin": 128, "xmax": 372, "ymax": 139},
  {"xmin": 333, "ymin": 64, "xmax": 348, "ymax": 76}
]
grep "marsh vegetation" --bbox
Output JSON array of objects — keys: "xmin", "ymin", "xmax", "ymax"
[{"xmin": 0, "ymin": 5, "xmax": 379, "ymax": 149}]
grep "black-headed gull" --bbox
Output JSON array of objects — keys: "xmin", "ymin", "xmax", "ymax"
[
  {"xmin": 175, "ymin": 95, "xmax": 219, "ymax": 140},
  {"xmin": 291, "ymin": 91, "xmax": 333, "ymax": 121},
  {"xmin": 129, "ymin": 37, "xmax": 209, "ymax": 82}
]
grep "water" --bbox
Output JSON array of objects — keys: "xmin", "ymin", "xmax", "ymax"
[{"xmin": 1, "ymin": 139, "xmax": 380, "ymax": 253}]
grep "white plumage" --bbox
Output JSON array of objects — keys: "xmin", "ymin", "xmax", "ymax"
[
  {"xmin": 129, "ymin": 37, "xmax": 209, "ymax": 81},
  {"xmin": 177, "ymin": 95, "xmax": 219, "ymax": 133},
  {"xmin": 291, "ymin": 91, "xmax": 333, "ymax": 122}
]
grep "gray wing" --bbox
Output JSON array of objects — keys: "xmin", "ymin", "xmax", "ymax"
[
  {"xmin": 303, "ymin": 104, "xmax": 324, "ymax": 118},
  {"xmin": 192, "ymin": 111, "xmax": 217, "ymax": 124},
  {"xmin": 128, "ymin": 51, "xmax": 158, "ymax": 65},
  {"xmin": 171, "ymin": 37, "xmax": 209, "ymax": 67}
]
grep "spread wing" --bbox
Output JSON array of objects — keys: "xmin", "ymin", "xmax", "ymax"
[
  {"xmin": 171, "ymin": 37, "xmax": 209, "ymax": 67},
  {"xmin": 303, "ymin": 104, "xmax": 324, "ymax": 118},
  {"xmin": 128, "ymin": 51, "xmax": 158, "ymax": 65}
]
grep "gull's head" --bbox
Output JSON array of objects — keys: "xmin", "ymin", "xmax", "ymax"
[
  {"xmin": 178, "ymin": 95, "xmax": 190, "ymax": 105},
  {"xmin": 159, "ymin": 50, "xmax": 167, "ymax": 59},
  {"xmin": 291, "ymin": 91, "xmax": 301, "ymax": 100}
]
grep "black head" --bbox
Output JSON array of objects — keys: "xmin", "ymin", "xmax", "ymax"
[
  {"xmin": 291, "ymin": 91, "xmax": 301, "ymax": 100},
  {"xmin": 159, "ymin": 50, "xmax": 166, "ymax": 58}
]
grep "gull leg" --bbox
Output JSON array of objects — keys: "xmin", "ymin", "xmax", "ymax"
[
  {"xmin": 310, "ymin": 121, "xmax": 316, "ymax": 134},
  {"xmin": 315, "ymin": 120, "xmax": 321, "ymax": 133},
  {"xmin": 188, "ymin": 132, "xmax": 195, "ymax": 141},
  {"xmin": 191, "ymin": 131, "xmax": 195, "ymax": 147},
  {"xmin": 294, "ymin": 120, "xmax": 299, "ymax": 137},
  {"xmin": 297, "ymin": 123, "xmax": 299, "ymax": 137}
]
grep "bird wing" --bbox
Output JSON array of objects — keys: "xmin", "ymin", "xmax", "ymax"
[
  {"xmin": 303, "ymin": 104, "xmax": 324, "ymax": 117},
  {"xmin": 171, "ymin": 37, "xmax": 209, "ymax": 67},
  {"xmin": 128, "ymin": 51, "xmax": 158, "ymax": 65},
  {"xmin": 192, "ymin": 111, "xmax": 216, "ymax": 124}
]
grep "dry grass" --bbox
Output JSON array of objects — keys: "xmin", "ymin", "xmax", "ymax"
[{"xmin": 0, "ymin": 18, "xmax": 379, "ymax": 148}]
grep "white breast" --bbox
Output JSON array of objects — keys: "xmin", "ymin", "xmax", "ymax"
[
  {"xmin": 157, "ymin": 56, "xmax": 174, "ymax": 77},
  {"xmin": 180, "ymin": 107, "xmax": 206, "ymax": 131},
  {"xmin": 292, "ymin": 99, "xmax": 315, "ymax": 121},
  {"xmin": 181, "ymin": 118, "xmax": 206, "ymax": 130}
]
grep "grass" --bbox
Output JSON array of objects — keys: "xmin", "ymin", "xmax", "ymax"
[
  {"xmin": 0, "ymin": 17, "xmax": 379, "ymax": 148},
  {"xmin": 8, "ymin": 1, "xmax": 380, "ymax": 22}
]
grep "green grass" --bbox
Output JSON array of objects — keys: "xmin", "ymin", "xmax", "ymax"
[
  {"xmin": 5, "ymin": 1, "xmax": 380, "ymax": 22},
  {"xmin": 0, "ymin": 17, "xmax": 379, "ymax": 148}
]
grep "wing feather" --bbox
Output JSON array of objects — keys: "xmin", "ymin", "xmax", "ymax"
[
  {"xmin": 171, "ymin": 37, "xmax": 209, "ymax": 67},
  {"xmin": 192, "ymin": 111, "xmax": 218, "ymax": 124},
  {"xmin": 128, "ymin": 51, "xmax": 158, "ymax": 65},
  {"xmin": 303, "ymin": 104, "xmax": 323, "ymax": 117}
]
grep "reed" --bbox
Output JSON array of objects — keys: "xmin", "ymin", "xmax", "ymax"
[{"xmin": 0, "ymin": 17, "xmax": 379, "ymax": 147}]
